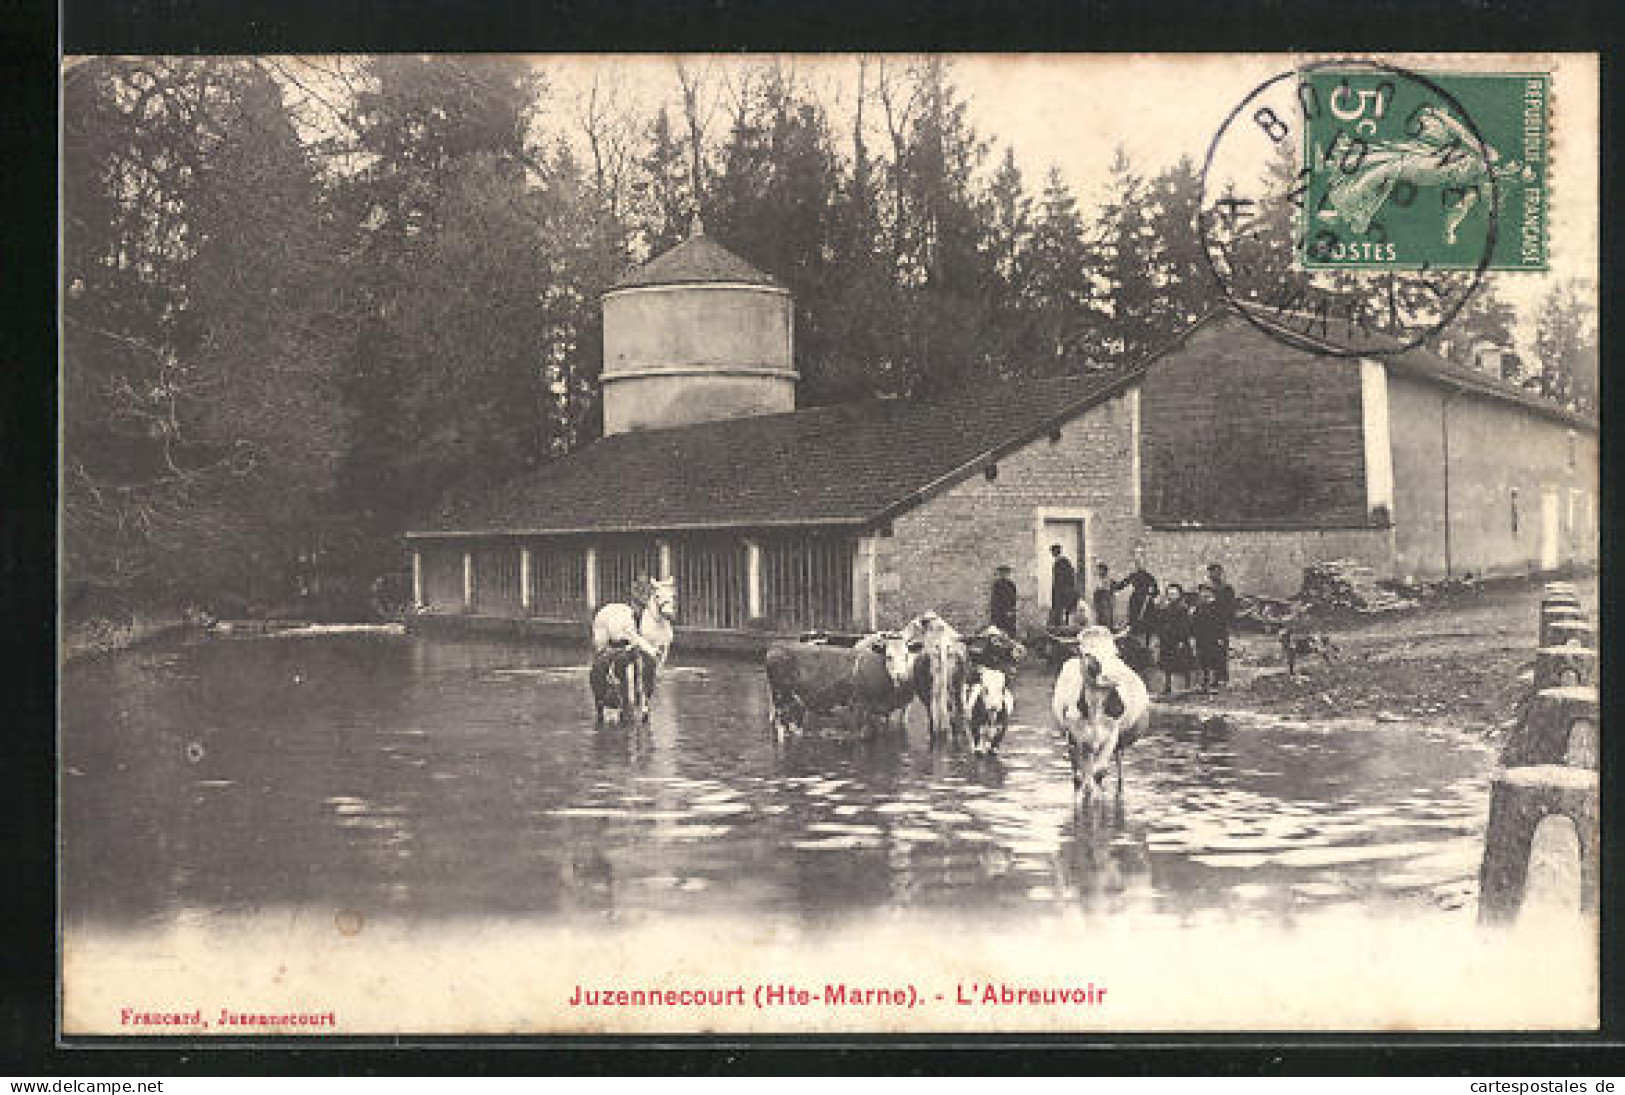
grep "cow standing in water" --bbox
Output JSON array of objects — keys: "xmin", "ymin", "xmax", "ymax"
[
  {"xmin": 590, "ymin": 577, "xmax": 676, "ymax": 722},
  {"xmin": 764, "ymin": 632, "xmax": 917, "ymax": 735},
  {"xmin": 965, "ymin": 626, "xmax": 1025, "ymax": 754},
  {"xmin": 902, "ymin": 612, "xmax": 971, "ymax": 742},
  {"xmin": 1051, "ymin": 626, "xmax": 1151, "ymax": 799}
]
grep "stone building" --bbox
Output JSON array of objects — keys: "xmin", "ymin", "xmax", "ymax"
[{"xmin": 407, "ymin": 231, "xmax": 1598, "ymax": 645}]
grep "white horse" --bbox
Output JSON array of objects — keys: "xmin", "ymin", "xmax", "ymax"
[{"xmin": 591, "ymin": 578, "xmax": 677, "ymax": 717}]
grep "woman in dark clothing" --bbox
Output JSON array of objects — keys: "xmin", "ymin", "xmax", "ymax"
[
  {"xmin": 1192, "ymin": 583, "xmax": 1227, "ymax": 693},
  {"xmin": 1205, "ymin": 563, "xmax": 1237, "ymax": 684},
  {"xmin": 1151, "ymin": 583, "xmax": 1194, "ymax": 694}
]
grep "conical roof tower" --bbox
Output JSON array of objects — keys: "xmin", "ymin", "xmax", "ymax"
[{"xmin": 600, "ymin": 221, "xmax": 796, "ymax": 435}]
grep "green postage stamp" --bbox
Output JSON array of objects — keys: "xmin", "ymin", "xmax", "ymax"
[{"xmin": 1300, "ymin": 69, "xmax": 1549, "ymax": 271}]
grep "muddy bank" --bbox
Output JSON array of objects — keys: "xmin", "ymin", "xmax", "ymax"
[{"xmin": 1149, "ymin": 577, "xmax": 1594, "ymax": 737}]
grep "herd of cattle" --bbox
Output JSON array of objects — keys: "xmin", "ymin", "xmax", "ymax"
[
  {"xmin": 763, "ymin": 614, "xmax": 1151, "ymax": 800},
  {"xmin": 586, "ymin": 581, "xmax": 1152, "ymax": 800}
]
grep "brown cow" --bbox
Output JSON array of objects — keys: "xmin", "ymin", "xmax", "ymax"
[{"xmin": 764, "ymin": 632, "xmax": 915, "ymax": 735}]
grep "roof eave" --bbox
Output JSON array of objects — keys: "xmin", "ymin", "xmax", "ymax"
[
  {"xmin": 873, "ymin": 368, "xmax": 1148, "ymax": 526},
  {"xmin": 404, "ymin": 515, "xmax": 874, "ymax": 540},
  {"xmin": 1233, "ymin": 303, "xmax": 1598, "ymax": 433}
]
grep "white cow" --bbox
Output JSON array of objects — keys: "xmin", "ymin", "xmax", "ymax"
[
  {"xmin": 901, "ymin": 611, "xmax": 970, "ymax": 741},
  {"xmin": 1051, "ymin": 625, "xmax": 1151, "ymax": 799},
  {"xmin": 967, "ymin": 667, "xmax": 1014, "ymax": 754}
]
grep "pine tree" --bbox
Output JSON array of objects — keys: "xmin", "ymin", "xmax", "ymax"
[
  {"xmin": 332, "ymin": 57, "xmax": 543, "ymax": 545},
  {"xmin": 62, "ymin": 57, "xmax": 347, "ymax": 612},
  {"xmin": 883, "ymin": 58, "xmax": 994, "ymax": 395},
  {"xmin": 1093, "ymin": 146, "xmax": 1159, "ymax": 365},
  {"xmin": 632, "ymin": 107, "xmax": 694, "ymax": 256},
  {"xmin": 1020, "ymin": 167, "xmax": 1099, "ymax": 373},
  {"xmin": 1532, "ymin": 280, "xmax": 1598, "ymax": 411},
  {"xmin": 1143, "ymin": 156, "xmax": 1212, "ymax": 340}
]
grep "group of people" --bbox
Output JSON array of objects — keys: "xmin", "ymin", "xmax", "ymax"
[{"xmin": 989, "ymin": 549, "xmax": 1238, "ymax": 694}]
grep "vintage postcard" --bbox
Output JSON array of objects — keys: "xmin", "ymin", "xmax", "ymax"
[{"xmin": 60, "ymin": 51, "xmax": 1599, "ymax": 1036}]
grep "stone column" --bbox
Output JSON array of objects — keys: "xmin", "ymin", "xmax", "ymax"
[
  {"xmin": 658, "ymin": 539, "xmax": 673, "ymax": 581},
  {"xmin": 520, "ymin": 547, "xmax": 533, "ymax": 613},
  {"xmin": 584, "ymin": 545, "xmax": 599, "ymax": 609},
  {"xmin": 745, "ymin": 539, "xmax": 763, "ymax": 622},
  {"xmin": 411, "ymin": 550, "xmax": 423, "ymax": 607},
  {"xmin": 853, "ymin": 535, "xmax": 880, "ymax": 631},
  {"xmin": 462, "ymin": 550, "xmax": 474, "ymax": 612}
]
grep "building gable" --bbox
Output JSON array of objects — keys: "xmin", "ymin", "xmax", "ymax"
[{"xmin": 1141, "ymin": 315, "xmax": 1371, "ymax": 528}]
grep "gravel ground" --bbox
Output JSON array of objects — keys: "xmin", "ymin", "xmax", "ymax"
[{"xmin": 1155, "ymin": 574, "xmax": 1597, "ymax": 735}]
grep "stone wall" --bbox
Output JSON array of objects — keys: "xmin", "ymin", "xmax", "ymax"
[
  {"xmin": 1141, "ymin": 525, "xmax": 1396, "ymax": 600},
  {"xmin": 880, "ymin": 389, "xmax": 1140, "ymax": 634},
  {"xmin": 1140, "ymin": 318, "xmax": 1369, "ymax": 526}
]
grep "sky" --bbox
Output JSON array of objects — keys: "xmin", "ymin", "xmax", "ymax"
[{"xmin": 532, "ymin": 52, "xmax": 1597, "ymax": 343}]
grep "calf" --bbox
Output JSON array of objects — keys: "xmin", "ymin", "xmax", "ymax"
[
  {"xmin": 964, "ymin": 626, "xmax": 1024, "ymax": 754},
  {"xmin": 764, "ymin": 632, "xmax": 915, "ymax": 735},
  {"xmin": 1280, "ymin": 629, "xmax": 1337, "ymax": 676},
  {"xmin": 1051, "ymin": 626, "xmax": 1151, "ymax": 800},
  {"xmin": 967, "ymin": 667, "xmax": 1014, "ymax": 753}
]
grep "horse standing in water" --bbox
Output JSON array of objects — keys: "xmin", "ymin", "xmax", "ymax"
[
  {"xmin": 590, "ymin": 577, "xmax": 677, "ymax": 722},
  {"xmin": 590, "ymin": 643, "xmax": 655, "ymax": 725}
]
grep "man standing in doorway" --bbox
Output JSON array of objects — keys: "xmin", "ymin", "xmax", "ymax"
[
  {"xmin": 1048, "ymin": 544, "xmax": 1079, "ymax": 628},
  {"xmin": 1206, "ymin": 562, "xmax": 1237, "ymax": 686},
  {"xmin": 990, "ymin": 565, "xmax": 1019, "ymax": 636}
]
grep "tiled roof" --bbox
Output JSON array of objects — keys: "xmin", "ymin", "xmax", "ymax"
[
  {"xmin": 411, "ymin": 371, "xmax": 1140, "ymax": 536},
  {"xmin": 612, "ymin": 232, "xmax": 780, "ymax": 290},
  {"xmin": 1235, "ymin": 305, "xmax": 1598, "ymax": 431},
  {"xmin": 411, "ymin": 304, "xmax": 1593, "ymax": 539}
]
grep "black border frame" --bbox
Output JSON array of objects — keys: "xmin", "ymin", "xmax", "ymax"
[{"xmin": 11, "ymin": 0, "xmax": 1621, "ymax": 1075}]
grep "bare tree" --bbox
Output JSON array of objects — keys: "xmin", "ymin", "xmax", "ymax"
[
  {"xmin": 674, "ymin": 57, "xmax": 721, "ymax": 223},
  {"xmin": 875, "ymin": 56, "xmax": 926, "ymax": 269},
  {"xmin": 573, "ymin": 66, "xmax": 638, "ymax": 220}
]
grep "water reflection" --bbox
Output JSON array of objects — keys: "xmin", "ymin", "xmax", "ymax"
[{"xmin": 62, "ymin": 632, "xmax": 1494, "ymax": 931}]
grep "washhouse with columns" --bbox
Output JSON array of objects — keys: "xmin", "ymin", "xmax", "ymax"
[{"xmin": 407, "ymin": 228, "xmax": 1598, "ymax": 649}]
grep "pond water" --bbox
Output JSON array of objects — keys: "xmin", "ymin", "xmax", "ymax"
[{"xmin": 61, "ymin": 631, "xmax": 1496, "ymax": 933}]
